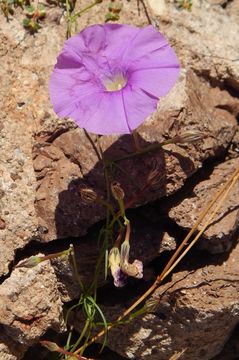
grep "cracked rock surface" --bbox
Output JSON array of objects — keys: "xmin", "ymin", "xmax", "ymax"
[
  {"xmin": 0, "ymin": 261, "xmax": 64, "ymax": 349},
  {"xmin": 0, "ymin": 0, "xmax": 238, "ymax": 359},
  {"xmin": 168, "ymin": 157, "xmax": 239, "ymax": 254}
]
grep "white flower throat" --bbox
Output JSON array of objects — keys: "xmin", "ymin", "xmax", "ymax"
[{"xmin": 104, "ymin": 73, "xmax": 127, "ymax": 92}]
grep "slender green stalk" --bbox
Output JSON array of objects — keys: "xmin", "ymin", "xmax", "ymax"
[
  {"xmin": 71, "ymin": 245, "xmax": 84, "ymax": 291},
  {"xmin": 65, "ymin": 0, "xmax": 72, "ymax": 38},
  {"xmin": 109, "ymin": 132, "xmax": 205, "ymax": 163},
  {"xmin": 70, "ymin": 319, "xmax": 91, "ymax": 353},
  {"xmin": 73, "ymin": 0, "xmax": 102, "ymax": 19},
  {"xmin": 110, "ymin": 138, "xmax": 179, "ymax": 163}
]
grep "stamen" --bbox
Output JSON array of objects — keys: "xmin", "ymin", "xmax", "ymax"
[{"xmin": 104, "ymin": 73, "xmax": 127, "ymax": 92}]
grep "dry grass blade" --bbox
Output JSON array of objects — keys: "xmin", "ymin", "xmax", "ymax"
[
  {"xmin": 162, "ymin": 169, "xmax": 239, "ymax": 280},
  {"xmin": 73, "ymin": 167, "xmax": 239, "ymax": 356},
  {"xmin": 169, "ymin": 349, "xmax": 186, "ymax": 359}
]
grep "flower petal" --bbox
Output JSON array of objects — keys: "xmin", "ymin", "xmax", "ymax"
[
  {"xmin": 82, "ymin": 91, "xmax": 132, "ymax": 135},
  {"xmin": 128, "ymin": 67, "xmax": 180, "ymax": 98},
  {"xmin": 49, "ymin": 66, "xmax": 102, "ymax": 117},
  {"xmin": 64, "ymin": 24, "xmax": 106, "ymax": 56},
  {"xmin": 122, "ymin": 25, "xmax": 168, "ymax": 63},
  {"xmin": 129, "ymin": 43, "xmax": 180, "ymax": 71},
  {"xmin": 81, "ymin": 24, "xmax": 107, "ymax": 53},
  {"xmin": 121, "ymin": 85, "xmax": 158, "ymax": 130},
  {"xmin": 103, "ymin": 24, "xmax": 139, "ymax": 61}
]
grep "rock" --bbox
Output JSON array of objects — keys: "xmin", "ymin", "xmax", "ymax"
[
  {"xmin": 0, "ymin": 333, "xmax": 27, "ymax": 360},
  {"xmin": 102, "ymin": 241, "xmax": 239, "ymax": 360},
  {"xmin": 212, "ymin": 323, "xmax": 239, "ymax": 360},
  {"xmin": 168, "ymin": 157, "xmax": 239, "ymax": 254},
  {"xmin": 0, "ymin": 95, "xmax": 39, "ymax": 276},
  {"xmin": 0, "ymin": 17, "xmax": 41, "ymax": 277},
  {"xmin": 147, "ymin": 0, "xmax": 168, "ymax": 16},
  {"xmin": 0, "ymin": 0, "xmax": 238, "ymax": 273},
  {"xmin": 146, "ymin": 0, "xmax": 239, "ymax": 91},
  {"xmin": 159, "ymin": 232, "xmax": 177, "ymax": 253},
  {"xmin": 0, "ymin": 260, "xmax": 64, "ymax": 347}
]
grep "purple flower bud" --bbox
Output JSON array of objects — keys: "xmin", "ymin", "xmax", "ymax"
[
  {"xmin": 113, "ymin": 267, "xmax": 128, "ymax": 288},
  {"xmin": 109, "ymin": 247, "xmax": 127, "ymax": 287}
]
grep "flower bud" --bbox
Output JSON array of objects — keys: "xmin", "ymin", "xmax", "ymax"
[
  {"xmin": 25, "ymin": 5, "xmax": 35, "ymax": 16},
  {"xmin": 111, "ymin": 181, "xmax": 125, "ymax": 201},
  {"xmin": 108, "ymin": 247, "xmax": 127, "ymax": 287},
  {"xmin": 80, "ymin": 188, "xmax": 97, "ymax": 204},
  {"xmin": 109, "ymin": 247, "xmax": 120, "ymax": 270},
  {"xmin": 40, "ymin": 341, "xmax": 59, "ymax": 352},
  {"xmin": 120, "ymin": 240, "xmax": 130, "ymax": 264},
  {"xmin": 174, "ymin": 131, "xmax": 205, "ymax": 144},
  {"xmin": 37, "ymin": 5, "xmax": 46, "ymax": 19},
  {"xmin": 105, "ymin": 12, "xmax": 120, "ymax": 22},
  {"xmin": 16, "ymin": 255, "xmax": 42, "ymax": 268},
  {"xmin": 146, "ymin": 296, "xmax": 160, "ymax": 312},
  {"xmin": 147, "ymin": 168, "xmax": 163, "ymax": 189}
]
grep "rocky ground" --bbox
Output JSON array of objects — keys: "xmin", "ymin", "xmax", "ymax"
[{"xmin": 0, "ymin": 0, "xmax": 239, "ymax": 359}]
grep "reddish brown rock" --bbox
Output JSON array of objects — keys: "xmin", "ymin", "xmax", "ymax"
[{"xmin": 168, "ymin": 158, "xmax": 239, "ymax": 253}]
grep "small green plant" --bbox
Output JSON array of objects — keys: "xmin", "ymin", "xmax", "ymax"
[
  {"xmin": 46, "ymin": 0, "xmax": 76, "ymax": 11},
  {"xmin": 0, "ymin": 0, "xmax": 14, "ymax": 19},
  {"xmin": 177, "ymin": 0, "xmax": 193, "ymax": 11},
  {"xmin": 23, "ymin": 4, "xmax": 46, "ymax": 33},
  {"xmin": 105, "ymin": 0, "xmax": 122, "ymax": 22},
  {"xmin": 0, "ymin": 0, "xmax": 29, "ymax": 19}
]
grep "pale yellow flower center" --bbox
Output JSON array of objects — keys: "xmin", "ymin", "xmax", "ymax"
[{"xmin": 104, "ymin": 73, "xmax": 127, "ymax": 92}]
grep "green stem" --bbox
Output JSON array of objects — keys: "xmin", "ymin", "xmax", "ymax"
[
  {"xmin": 71, "ymin": 245, "xmax": 84, "ymax": 291},
  {"xmin": 117, "ymin": 198, "xmax": 129, "ymax": 225},
  {"xmin": 132, "ymin": 130, "xmax": 141, "ymax": 151},
  {"xmin": 70, "ymin": 318, "xmax": 91, "ymax": 353},
  {"xmin": 111, "ymin": 138, "xmax": 180, "ymax": 163},
  {"xmin": 73, "ymin": 0, "xmax": 101, "ymax": 19},
  {"xmin": 65, "ymin": 0, "xmax": 72, "ymax": 38},
  {"xmin": 87, "ymin": 135, "xmax": 112, "ymax": 298}
]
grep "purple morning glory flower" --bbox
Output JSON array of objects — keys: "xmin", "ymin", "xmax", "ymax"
[{"xmin": 49, "ymin": 24, "xmax": 180, "ymax": 135}]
